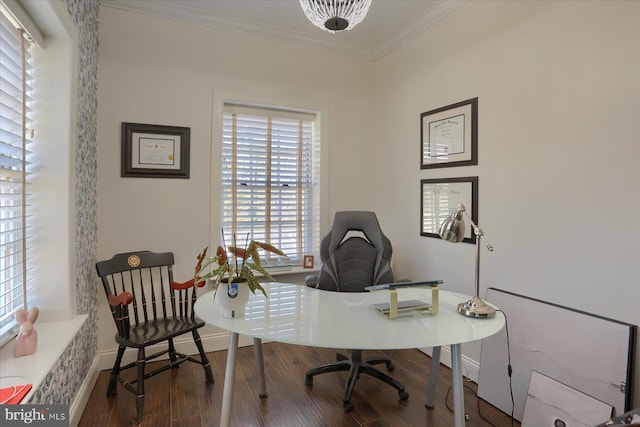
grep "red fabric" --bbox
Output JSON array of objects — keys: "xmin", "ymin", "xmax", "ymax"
[{"xmin": 0, "ymin": 384, "xmax": 32, "ymax": 404}]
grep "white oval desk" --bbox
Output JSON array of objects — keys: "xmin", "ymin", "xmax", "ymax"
[{"xmin": 194, "ymin": 282, "xmax": 504, "ymax": 427}]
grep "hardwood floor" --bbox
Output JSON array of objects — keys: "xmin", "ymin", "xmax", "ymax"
[{"xmin": 79, "ymin": 343, "xmax": 519, "ymax": 426}]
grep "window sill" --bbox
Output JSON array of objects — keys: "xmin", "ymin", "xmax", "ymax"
[
  {"xmin": 207, "ymin": 266, "xmax": 319, "ymax": 285},
  {"xmin": 262, "ymin": 266, "xmax": 319, "ymax": 285},
  {"xmin": 264, "ymin": 265, "xmax": 319, "ymax": 275},
  {"xmin": 0, "ymin": 314, "xmax": 88, "ymax": 403}
]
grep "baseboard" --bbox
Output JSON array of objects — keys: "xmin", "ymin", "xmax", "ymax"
[
  {"xmin": 419, "ymin": 346, "xmax": 480, "ymax": 383},
  {"xmin": 69, "ymin": 354, "xmax": 101, "ymax": 427},
  {"xmin": 98, "ymin": 331, "xmax": 255, "ymax": 371}
]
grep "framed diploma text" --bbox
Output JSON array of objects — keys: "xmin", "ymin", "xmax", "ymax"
[
  {"xmin": 122, "ymin": 122, "xmax": 190, "ymax": 178},
  {"xmin": 420, "ymin": 176, "xmax": 478, "ymax": 243},
  {"xmin": 420, "ymin": 98, "xmax": 478, "ymax": 169}
]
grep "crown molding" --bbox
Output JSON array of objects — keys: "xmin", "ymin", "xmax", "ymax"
[
  {"xmin": 372, "ymin": 0, "xmax": 465, "ymax": 60},
  {"xmin": 101, "ymin": 0, "xmax": 464, "ymax": 61}
]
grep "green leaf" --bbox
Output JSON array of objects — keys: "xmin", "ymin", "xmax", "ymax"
[
  {"xmin": 246, "ymin": 262, "xmax": 275, "ymax": 281},
  {"xmin": 240, "ymin": 266, "xmax": 268, "ymax": 297},
  {"xmin": 253, "ymin": 241, "xmax": 286, "ymax": 257},
  {"xmin": 197, "ymin": 258, "xmax": 229, "ymax": 283}
]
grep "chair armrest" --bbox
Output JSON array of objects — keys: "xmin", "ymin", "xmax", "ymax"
[
  {"xmin": 108, "ymin": 292, "xmax": 133, "ymax": 307},
  {"xmin": 305, "ymin": 274, "xmax": 319, "ymax": 288},
  {"xmin": 107, "ymin": 292, "xmax": 133, "ymax": 338},
  {"xmin": 171, "ymin": 277, "xmax": 205, "ymax": 290}
]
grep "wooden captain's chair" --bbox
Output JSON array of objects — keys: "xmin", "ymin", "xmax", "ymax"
[{"xmin": 96, "ymin": 249, "xmax": 213, "ymax": 424}]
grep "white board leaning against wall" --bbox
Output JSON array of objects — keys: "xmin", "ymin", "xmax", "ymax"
[{"xmin": 478, "ymin": 288, "xmax": 635, "ymax": 421}]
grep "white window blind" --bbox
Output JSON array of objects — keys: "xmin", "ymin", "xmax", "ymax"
[
  {"xmin": 221, "ymin": 104, "xmax": 319, "ymax": 264},
  {"xmin": 0, "ymin": 10, "xmax": 34, "ymax": 345}
]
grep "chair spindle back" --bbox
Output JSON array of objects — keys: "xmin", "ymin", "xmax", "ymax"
[{"xmin": 97, "ymin": 251, "xmax": 198, "ymax": 333}]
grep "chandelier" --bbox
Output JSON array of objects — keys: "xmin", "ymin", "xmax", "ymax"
[{"xmin": 299, "ymin": 0, "xmax": 372, "ymax": 32}]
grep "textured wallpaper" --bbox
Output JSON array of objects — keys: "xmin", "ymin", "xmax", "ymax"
[{"xmin": 28, "ymin": 0, "xmax": 100, "ymax": 405}]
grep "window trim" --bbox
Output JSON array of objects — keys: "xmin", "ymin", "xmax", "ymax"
[{"xmin": 27, "ymin": 0, "xmax": 78, "ymax": 322}]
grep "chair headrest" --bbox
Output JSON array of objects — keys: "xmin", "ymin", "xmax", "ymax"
[{"xmin": 327, "ymin": 211, "xmax": 386, "ymax": 255}]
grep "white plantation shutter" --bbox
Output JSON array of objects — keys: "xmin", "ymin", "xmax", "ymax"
[
  {"xmin": 0, "ymin": 10, "xmax": 34, "ymax": 345},
  {"xmin": 221, "ymin": 104, "xmax": 319, "ymax": 264}
]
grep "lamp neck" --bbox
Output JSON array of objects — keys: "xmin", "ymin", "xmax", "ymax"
[
  {"xmin": 467, "ymin": 216, "xmax": 493, "ymax": 299},
  {"xmin": 470, "ymin": 221, "xmax": 494, "ymax": 252},
  {"xmin": 475, "ymin": 229, "xmax": 481, "ymax": 298}
]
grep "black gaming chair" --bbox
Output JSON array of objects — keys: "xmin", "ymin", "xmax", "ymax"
[{"xmin": 304, "ymin": 211, "xmax": 409, "ymax": 411}]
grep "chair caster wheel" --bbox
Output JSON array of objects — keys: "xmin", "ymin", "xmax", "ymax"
[
  {"xmin": 399, "ymin": 390, "xmax": 409, "ymax": 401},
  {"xmin": 259, "ymin": 392, "xmax": 269, "ymax": 398},
  {"xmin": 343, "ymin": 401, "xmax": 354, "ymax": 412},
  {"xmin": 387, "ymin": 362, "xmax": 395, "ymax": 372},
  {"xmin": 425, "ymin": 403, "xmax": 435, "ymax": 410},
  {"xmin": 305, "ymin": 375, "xmax": 313, "ymax": 386}
]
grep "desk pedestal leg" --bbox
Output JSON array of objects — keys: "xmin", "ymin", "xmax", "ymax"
[
  {"xmin": 451, "ymin": 343, "xmax": 465, "ymax": 427},
  {"xmin": 253, "ymin": 337, "xmax": 268, "ymax": 398},
  {"xmin": 425, "ymin": 346, "xmax": 441, "ymax": 409},
  {"xmin": 220, "ymin": 332, "xmax": 239, "ymax": 427}
]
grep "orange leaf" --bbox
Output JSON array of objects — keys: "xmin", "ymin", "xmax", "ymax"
[
  {"xmin": 216, "ymin": 246, "xmax": 227, "ymax": 265},
  {"xmin": 194, "ymin": 247, "xmax": 208, "ymax": 273},
  {"xmin": 229, "ymin": 246, "xmax": 248, "ymax": 259}
]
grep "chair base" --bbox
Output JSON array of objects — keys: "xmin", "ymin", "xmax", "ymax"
[{"xmin": 305, "ymin": 350, "xmax": 409, "ymax": 411}]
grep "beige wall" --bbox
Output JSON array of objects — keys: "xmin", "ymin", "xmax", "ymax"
[
  {"xmin": 98, "ymin": 0, "xmax": 640, "ymax": 407},
  {"xmin": 97, "ymin": 7, "xmax": 375, "ymax": 352},
  {"xmin": 372, "ymin": 0, "xmax": 640, "ymax": 404}
]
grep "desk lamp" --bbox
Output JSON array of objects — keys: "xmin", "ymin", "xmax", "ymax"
[{"xmin": 439, "ymin": 204, "xmax": 496, "ymax": 318}]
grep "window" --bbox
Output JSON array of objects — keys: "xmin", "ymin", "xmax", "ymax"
[
  {"xmin": 0, "ymin": 0, "xmax": 77, "ymax": 347},
  {"xmin": 0, "ymin": 8, "xmax": 35, "ymax": 345},
  {"xmin": 221, "ymin": 104, "xmax": 320, "ymax": 265}
]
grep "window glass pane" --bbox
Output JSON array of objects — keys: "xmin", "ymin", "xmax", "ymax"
[
  {"xmin": 0, "ymin": 11, "xmax": 34, "ymax": 345},
  {"xmin": 221, "ymin": 106, "xmax": 318, "ymax": 265}
]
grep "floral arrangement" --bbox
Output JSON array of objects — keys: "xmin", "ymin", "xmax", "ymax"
[{"xmin": 197, "ymin": 234, "xmax": 286, "ymax": 297}]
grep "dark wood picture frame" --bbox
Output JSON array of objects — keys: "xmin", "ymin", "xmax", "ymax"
[
  {"xmin": 420, "ymin": 176, "xmax": 478, "ymax": 243},
  {"xmin": 420, "ymin": 97, "xmax": 478, "ymax": 169},
  {"xmin": 121, "ymin": 122, "xmax": 190, "ymax": 178}
]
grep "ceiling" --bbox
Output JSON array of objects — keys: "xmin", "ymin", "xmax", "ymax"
[{"xmin": 100, "ymin": 0, "xmax": 465, "ymax": 61}]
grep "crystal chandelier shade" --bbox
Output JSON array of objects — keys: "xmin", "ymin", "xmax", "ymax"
[{"xmin": 299, "ymin": 0, "xmax": 372, "ymax": 32}]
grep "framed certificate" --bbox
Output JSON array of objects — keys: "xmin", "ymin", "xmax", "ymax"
[
  {"xmin": 420, "ymin": 98, "xmax": 478, "ymax": 169},
  {"xmin": 420, "ymin": 176, "xmax": 478, "ymax": 243},
  {"xmin": 121, "ymin": 122, "xmax": 190, "ymax": 178}
]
